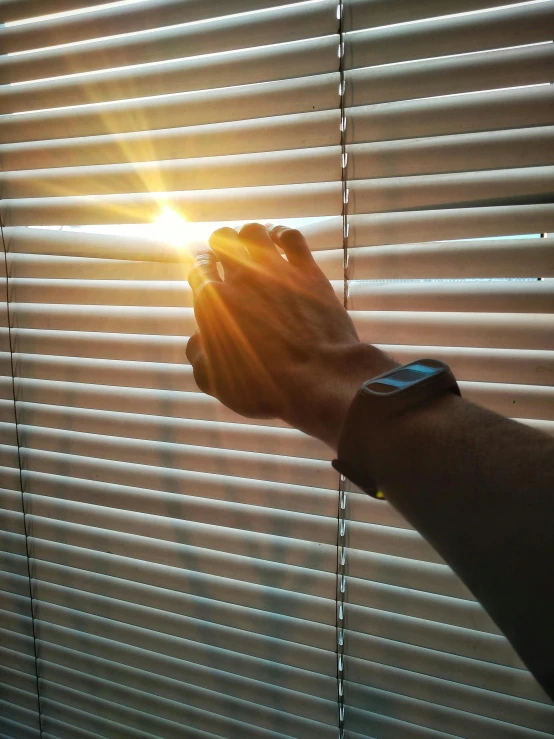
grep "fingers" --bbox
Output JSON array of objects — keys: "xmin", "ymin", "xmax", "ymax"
[
  {"xmin": 209, "ymin": 223, "xmax": 281, "ymax": 280},
  {"xmin": 269, "ymin": 226, "xmax": 316, "ymax": 268},
  {"xmin": 187, "ymin": 251, "xmax": 221, "ymax": 299},
  {"xmin": 237, "ymin": 222, "xmax": 280, "ymax": 263},
  {"xmin": 185, "ymin": 330, "xmax": 204, "ymax": 365},
  {"xmin": 209, "ymin": 227, "xmax": 250, "ymax": 279},
  {"xmin": 186, "ymin": 331, "xmax": 214, "ymax": 396}
]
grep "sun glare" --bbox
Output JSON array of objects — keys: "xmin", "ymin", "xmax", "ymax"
[{"xmin": 154, "ymin": 205, "xmax": 204, "ymax": 251}]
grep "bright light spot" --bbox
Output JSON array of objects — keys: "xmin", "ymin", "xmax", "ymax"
[{"xmin": 154, "ymin": 206, "xmax": 207, "ymax": 253}]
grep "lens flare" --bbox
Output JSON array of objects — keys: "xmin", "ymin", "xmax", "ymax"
[{"xmin": 155, "ymin": 205, "xmax": 194, "ymax": 248}]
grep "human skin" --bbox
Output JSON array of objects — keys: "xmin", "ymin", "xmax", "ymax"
[{"xmin": 187, "ymin": 223, "xmax": 554, "ymax": 700}]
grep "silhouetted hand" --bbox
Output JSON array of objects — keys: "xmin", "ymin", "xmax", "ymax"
[{"xmin": 186, "ymin": 223, "xmax": 395, "ymax": 449}]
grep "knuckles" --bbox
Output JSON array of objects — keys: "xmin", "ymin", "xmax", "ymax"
[{"xmin": 238, "ymin": 222, "xmax": 267, "ymax": 241}]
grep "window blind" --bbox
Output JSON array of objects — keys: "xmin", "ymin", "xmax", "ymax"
[
  {"xmin": 339, "ymin": 1, "xmax": 554, "ymax": 738},
  {"xmin": 0, "ymin": 2, "xmax": 553, "ymax": 739}
]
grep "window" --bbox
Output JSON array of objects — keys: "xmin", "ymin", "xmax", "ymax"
[{"xmin": 1, "ymin": 1, "xmax": 553, "ymax": 737}]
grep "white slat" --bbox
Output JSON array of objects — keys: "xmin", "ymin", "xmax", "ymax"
[
  {"xmin": 0, "ymin": 110, "xmax": 339, "ymax": 171},
  {"xmin": 0, "ymin": 0, "xmax": 309, "ymax": 52},
  {"xmin": 345, "ymin": 2, "xmax": 554, "ymax": 69},
  {"xmin": 344, "ymin": 0, "xmax": 541, "ymax": 30},
  {"xmin": 1, "ymin": 147, "xmax": 341, "ymax": 199},
  {"xmin": 1, "ymin": 182, "xmax": 341, "ymax": 225},
  {"xmin": 347, "ymin": 127, "xmax": 554, "ymax": 178},
  {"xmin": 347, "ymin": 43, "xmax": 554, "ymax": 107},
  {"xmin": 1, "ymin": 1, "xmax": 338, "ymax": 85},
  {"xmin": 349, "ymin": 85, "xmax": 554, "ymax": 144},
  {"xmin": 0, "ymin": 36, "xmax": 339, "ymax": 115},
  {"xmin": 0, "ymin": 73, "xmax": 339, "ymax": 144}
]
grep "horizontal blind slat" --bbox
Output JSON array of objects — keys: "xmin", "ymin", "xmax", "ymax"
[
  {"xmin": 16, "ymin": 401, "xmax": 331, "ymax": 459},
  {"xmin": 17, "ymin": 425, "xmax": 337, "ymax": 488},
  {"xmin": 5, "ymin": 256, "xmax": 192, "ymax": 281},
  {"xmin": 0, "ymin": 36, "xmax": 339, "ymax": 115},
  {"xmin": 1, "ymin": 1, "xmax": 338, "ymax": 85},
  {"xmin": 20, "ymin": 465, "xmax": 338, "ymax": 521},
  {"xmin": 345, "ymin": 603, "xmax": 522, "ymax": 670},
  {"xmin": 346, "ymin": 43, "xmax": 554, "ymax": 108},
  {"xmin": 351, "ymin": 311, "xmax": 554, "ymax": 350},
  {"xmin": 0, "ymin": 707, "xmax": 39, "ymax": 736},
  {"xmin": 349, "ymin": 205, "xmax": 554, "ymax": 245},
  {"xmin": 31, "ymin": 588, "xmax": 336, "ymax": 683},
  {"xmin": 31, "ymin": 562, "xmax": 335, "ymax": 654},
  {"xmin": 346, "ymin": 675, "xmax": 554, "ymax": 736},
  {"xmin": 347, "ymin": 646, "xmax": 549, "ymax": 705},
  {"xmin": 1, "ymin": 182, "xmax": 342, "ymax": 225},
  {"xmin": 35, "ymin": 660, "xmax": 336, "ymax": 739},
  {"xmin": 345, "ymin": 576, "xmax": 493, "ymax": 631},
  {"xmin": 343, "ymin": 238, "xmax": 554, "ymax": 280},
  {"xmin": 348, "ymin": 127, "xmax": 554, "ymax": 178},
  {"xmin": 345, "ymin": 690, "xmax": 552, "ymax": 739},
  {"xmin": 0, "ymin": 110, "xmax": 340, "ymax": 171},
  {"xmin": 26, "ymin": 496, "xmax": 340, "ymax": 570},
  {"xmin": 0, "ymin": 548, "xmax": 28, "ymax": 578},
  {"xmin": 35, "ymin": 618, "xmax": 335, "ymax": 702},
  {"xmin": 0, "ymin": 73, "xmax": 339, "ymax": 144},
  {"xmin": 40, "ymin": 678, "xmax": 292, "ymax": 739},
  {"xmin": 0, "ymin": 684, "xmax": 36, "ymax": 715},
  {"xmin": 0, "ymin": 644, "xmax": 35, "ymax": 677},
  {"xmin": 0, "ymin": 528, "xmax": 27, "ymax": 558},
  {"xmin": 1, "ymin": 147, "xmax": 341, "ymax": 199},
  {"xmin": 36, "ymin": 640, "xmax": 337, "ymax": 730},
  {"xmin": 7, "ymin": 354, "xmax": 202, "ymax": 389},
  {"xmin": 42, "ymin": 719, "xmax": 136, "ymax": 739},
  {"xmin": 345, "ymin": 2, "xmax": 554, "ymax": 69},
  {"xmin": 349, "ymin": 85, "xmax": 554, "ymax": 144},
  {"xmin": 344, "ymin": 0, "xmax": 541, "ymax": 30},
  {"xmin": 23, "ymin": 475, "xmax": 337, "ymax": 540},
  {"xmin": 0, "ymin": 0, "xmax": 96, "ymax": 24},
  {"xmin": 348, "ymin": 280, "xmax": 554, "ymax": 313},
  {"xmin": 0, "ymin": 0, "xmax": 310, "ymax": 53},
  {"xmin": 28, "ymin": 536, "xmax": 336, "ymax": 623},
  {"xmin": 0, "ymin": 627, "xmax": 34, "ymax": 660},
  {"xmin": 0, "ymin": 665, "xmax": 36, "ymax": 702},
  {"xmin": 350, "ymin": 166, "xmax": 554, "ymax": 215},
  {"xmin": 13, "ymin": 378, "xmax": 285, "ymax": 426}
]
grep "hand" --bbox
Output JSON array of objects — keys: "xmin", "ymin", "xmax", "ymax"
[{"xmin": 186, "ymin": 223, "xmax": 396, "ymax": 450}]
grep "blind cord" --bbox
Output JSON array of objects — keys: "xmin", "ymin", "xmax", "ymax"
[
  {"xmin": 336, "ymin": 1, "xmax": 348, "ymax": 736},
  {"xmin": 0, "ymin": 218, "xmax": 44, "ymax": 738}
]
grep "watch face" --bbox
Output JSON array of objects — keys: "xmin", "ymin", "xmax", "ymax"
[{"xmin": 366, "ymin": 362, "xmax": 444, "ymax": 394}]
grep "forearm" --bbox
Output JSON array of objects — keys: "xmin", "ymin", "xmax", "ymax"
[
  {"xmin": 187, "ymin": 224, "xmax": 554, "ymax": 697},
  {"xmin": 365, "ymin": 392, "xmax": 554, "ymax": 699}
]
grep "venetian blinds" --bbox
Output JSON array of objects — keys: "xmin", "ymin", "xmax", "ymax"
[{"xmin": 0, "ymin": 1, "xmax": 553, "ymax": 739}]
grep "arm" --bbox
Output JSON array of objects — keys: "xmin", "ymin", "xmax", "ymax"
[
  {"xmin": 187, "ymin": 223, "xmax": 554, "ymax": 699},
  {"xmin": 333, "ymin": 380, "xmax": 554, "ymax": 700}
]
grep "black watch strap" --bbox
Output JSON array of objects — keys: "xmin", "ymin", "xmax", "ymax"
[{"xmin": 332, "ymin": 359, "xmax": 460, "ymax": 499}]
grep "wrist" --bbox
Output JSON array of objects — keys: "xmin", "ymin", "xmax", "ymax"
[{"xmin": 287, "ymin": 343, "xmax": 398, "ymax": 451}]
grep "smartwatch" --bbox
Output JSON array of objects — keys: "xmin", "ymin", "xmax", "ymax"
[{"xmin": 332, "ymin": 359, "xmax": 460, "ymax": 499}]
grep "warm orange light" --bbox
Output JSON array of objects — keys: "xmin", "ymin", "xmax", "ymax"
[{"xmin": 155, "ymin": 205, "xmax": 193, "ymax": 248}]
